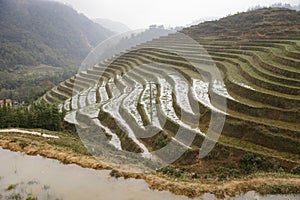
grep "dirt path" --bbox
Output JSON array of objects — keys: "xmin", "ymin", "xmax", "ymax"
[{"xmin": 0, "ymin": 129, "xmax": 59, "ymax": 139}]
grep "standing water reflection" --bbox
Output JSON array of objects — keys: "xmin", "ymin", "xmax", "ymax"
[{"xmin": 0, "ymin": 148, "xmax": 299, "ymax": 200}]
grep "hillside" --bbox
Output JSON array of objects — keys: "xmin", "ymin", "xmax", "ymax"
[
  {"xmin": 94, "ymin": 18, "xmax": 131, "ymax": 34},
  {"xmin": 183, "ymin": 8, "xmax": 300, "ymax": 38},
  {"xmin": 0, "ymin": 0, "xmax": 113, "ymax": 102},
  {"xmin": 0, "ymin": 0, "xmax": 113, "ymax": 71},
  {"xmin": 42, "ymin": 7, "xmax": 300, "ymax": 185}
]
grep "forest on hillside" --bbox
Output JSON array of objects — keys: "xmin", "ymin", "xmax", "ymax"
[
  {"xmin": 0, "ymin": 101, "xmax": 65, "ymax": 131},
  {"xmin": 0, "ymin": 0, "xmax": 113, "ymax": 102}
]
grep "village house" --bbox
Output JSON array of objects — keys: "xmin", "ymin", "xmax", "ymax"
[{"xmin": 0, "ymin": 99, "xmax": 13, "ymax": 107}]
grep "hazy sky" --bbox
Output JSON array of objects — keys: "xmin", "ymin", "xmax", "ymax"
[{"xmin": 55, "ymin": 0, "xmax": 299, "ymax": 29}]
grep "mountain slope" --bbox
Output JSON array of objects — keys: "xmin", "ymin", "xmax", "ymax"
[
  {"xmin": 0, "ymin": 0, "xmax": 113, "ymax": 71},
  {"xmin": 0, "ymin": 0, "xmax": 113, "ymax": 102},
  {"xmin": 94, "ymin": 18, "xmax": 131, "ymax": 34},
  {"xmin": 183, "ymin": 8, "xmax": 300, "ymax": 38}
]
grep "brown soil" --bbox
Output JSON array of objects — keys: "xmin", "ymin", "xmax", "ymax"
[
  {"xmin": 115, "ymin": 170, "xmax": 300, "ymax": 198},
  {"xmin": 0, "ymin": 136, "xmax": 110, "ymax": 170},
  {"xmin": 0, "ymin": 135, "xmax": 299, "ymax": 198}
]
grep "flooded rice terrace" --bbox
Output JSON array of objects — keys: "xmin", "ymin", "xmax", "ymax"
[{"xmin": 0, "ymin": 148, "xmax": 299, "ymax": 200}]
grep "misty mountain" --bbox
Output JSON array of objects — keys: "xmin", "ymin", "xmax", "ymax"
[
  {"xmin": 0, "ymin": 0, "xmax": 114, "ymax": 102},
  {"xmin": 94, "ymin": 18, "xmax": 131, "ymax": 34},
  {"xmin": 0, "ymin": 0, "xmax": 113, "ymax": 71}
]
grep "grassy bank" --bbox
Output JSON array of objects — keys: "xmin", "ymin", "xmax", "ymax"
[{"xmin": 0, "ymin": 128, "xmax": 299, "ymax": 198}]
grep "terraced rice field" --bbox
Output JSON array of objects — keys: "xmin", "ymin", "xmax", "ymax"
[{"xmin": 42, "ymin": 32, "xmax": 300, "ymax": 170}]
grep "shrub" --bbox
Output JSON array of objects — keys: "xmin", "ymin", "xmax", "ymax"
[
  {"xmin": 6, "ymin": 184, "xmax": 17, "ymax": 191},
  {"xmin": 8, "ymin": 193, "xmax": 22, "ymax": 200},
  {"xmin": 110, "ymin": 169, "xmax": 121, "ymax": 178},
  {"xmin": 216, "ymin": 167, "xmax": 241, "ymax": 180},
  {"xmin": 159, "ymin": 166, "xmax": 182, "ymax": 178},
  {"xmin": 240, "ymin": 153, "xmax": 273, "ymax": 174},
  {"xmin": 26, "ymin": 197, "xmax": 37, "ymax": 200},
  {"xmin": 290, "ymin": 166, "xmax": 300, "ymax": 175},
  {"xmin": 154, "ymin": 133, "xmax": 171, "ymax": 149}
]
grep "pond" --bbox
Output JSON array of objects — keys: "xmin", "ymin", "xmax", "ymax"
[{"xmin": 0, "ymin": 148, "xmax": 299, "ymax": 200}]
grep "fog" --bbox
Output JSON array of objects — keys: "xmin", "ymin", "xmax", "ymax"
[{"xmin": 54, "ymin": 0, "xmax": 300, "ymax": 29}]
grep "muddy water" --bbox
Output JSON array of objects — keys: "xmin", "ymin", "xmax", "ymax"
[{"xmin": 0, "ymin": 148, "xmax": 299, "ymax": 200}]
